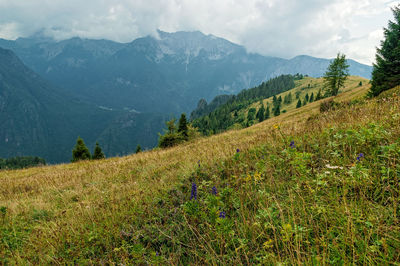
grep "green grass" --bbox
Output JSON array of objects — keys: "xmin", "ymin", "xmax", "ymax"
[{"xmin": 0, "ymin": 83, "xmax": 399, "ymax": 264}]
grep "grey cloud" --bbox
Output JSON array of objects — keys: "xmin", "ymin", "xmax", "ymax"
[{"xmin": 0, "ymin": 0, "xmax": 397, "ymax": 64}]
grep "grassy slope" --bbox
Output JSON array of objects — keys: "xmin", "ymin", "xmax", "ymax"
[
  {"xmin": 242, "ymin": 76, "xmax": 369, "ymax": 120},
  {"xmin": 0, "ymin": 81, "xmax": 399, "ymax": 264}
]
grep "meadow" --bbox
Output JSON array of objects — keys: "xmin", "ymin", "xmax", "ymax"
[{"xmin": 0, "ymin": 79, "xmax": 399, "ymax": 264}]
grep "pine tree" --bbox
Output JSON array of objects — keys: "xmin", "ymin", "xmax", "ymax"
[
  {"xmin": 309, "ymin": 92, "xmax": 314, "ymax": 102},
  {"xmin": 71, "ymin": 137, "xmax": 91, "ymax": 162},
  {"xmin": 369, "ymin": 5, "xmax": 400, "ymax": 97},
  {"xmin": 305, "ymin": 93, "xmax": 309, "ymax": 102},
  {"xmin": 265, "ymin": 106, "xmax": 270, "ymax": 119},
  {"xmin": 178, "ymin": 113, "xmax": 189, "ymax": 140},
  {"xmin": 274, "ymin": 105, "xmax": 281, "ymax": 116},
  {"xmin": 296, "ymin": 99, "xmax": 302, "ymax": 108},
  {"xmin": 316, "ymin": 89, "xmax": 322, "ymax": 100},
  {"xmin": 92, "ymin": 142, "xmax": 105, "ymax": 160},
  {"xmin": 323, "ymin": 53, "xmax": 349, "ymax": 96},
  {"xmin": 135, "ymin": 144, "xmax": 142, "ymax": 153},
  {"xmin": 256, "ymin": 104, "xmax": 265, "ymax": 122}
]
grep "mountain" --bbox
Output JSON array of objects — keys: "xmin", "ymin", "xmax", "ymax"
[
  {"xmin": 0, "ymin": 31, "xmax": 373, "ymax": 162},
  {"xmin": 0, "ymin": 48, "xmax": 166, "ymax": 163},
  {"xmin": 0, "ymin": 30, "xmax": 372, "ymax": 115}
]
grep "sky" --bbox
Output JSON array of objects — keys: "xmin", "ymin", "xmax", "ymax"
[{"xmin": 0, "ymin": 0, "xmax": 398, "ymax": 65}]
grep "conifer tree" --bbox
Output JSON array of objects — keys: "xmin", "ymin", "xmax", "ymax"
[
  {"xmin": 71, "ymin": 137, "xmax": 91, "ymax": 162},
  {"xmin": 274, "ymin": 105, "xmax": 281, "ymax": 116},
  {"xmin": 316, "ymin": 89, "xmax": 322, "ymax": 100},
  {"xmin": 256, "ymin": 104, "xmax": 265, "ymax": 122},
  {"xmin": 309, "ymin": 92, "xmax": 314, "ymax": 102},
  {"xmin": 369, "ymin": 5, "xmax": 400, "ymax": 97},
  {"xmin": 305, "ymin": 93, "xmax": 309, "ymax": 102},
  {"xmin": 323, "ymin": 53, "xmax": 349, "ymax": 96},
  {"xmin": 178, "ymin": 113, "xmax": 189, "ymax": 140},
  {"xmin": 265, "ymin": 106, "xmax": 270, "ymax": 119},
  {"xmin": 135, "ymin": 144, "xmax": 142, "ymax": 153},
  {"xmin": 92, "ymin": 142, "xmax": 105, "ymax": 160},
  {"xmin": 296, "ymin": 99, "xmax": 302, "ymax": 108}
]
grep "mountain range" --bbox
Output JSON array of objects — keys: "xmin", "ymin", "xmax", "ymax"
[{"xmin": 0, "ymin": 30, "xmax": 373, "ymax": 163}]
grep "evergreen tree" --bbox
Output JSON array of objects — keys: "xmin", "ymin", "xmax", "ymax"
[
  {"xmin": 369, "ymin": 5, "xmax": 400, "ymax": 97},
  {"xmin": 316, "ymin": 89, "xmax": 322, "ymax": 100},
  {"xmin": 71, "ymin": 137, "xmax": 91, "ymax": 162},
  {"xmin": 265, "ymin": 106, "xmax": 270, "ymax": 119},
  {"xmin": 92, "ymin": 142, "xmax": 105, "ymax": 160},
  {"xmin": 159, "ymin": 118, "xmax": 181, "ymax": 148},
  {"xmin": 256, "ymin": 104, "xmax": 265, "ymax": 122},
  {"xmin": 278, "ymin": 95, "xmax": 282, "ymax": 104},
  {"xmin": 274, "ymin": 105, "xmax": 281, "ymax": 116},
  {"xmin": 305, "ymin": 93, "xmax": 309, "ymax": 102},
  {"xmin": 309, "ymin": 92, "xmax": 314, "ymax": 102},
  {"xmin": 323, "ymin": 53, "xmax": 349, "ymax": 96},
  {"xmin": 296, "ymin": 99, "xmax": 302, "ymax": 108},
  {"xmin": 178, "ymin": 113, "xmax": 189, "ymax": 140},
  {"xmin": 135, "ymin": 144, "xmax": 142, "ymax": 153}
]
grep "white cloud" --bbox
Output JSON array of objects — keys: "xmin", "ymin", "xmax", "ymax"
[{"xmin": 0, "ymin": 0, "xmax": 398, "ymax": 64}]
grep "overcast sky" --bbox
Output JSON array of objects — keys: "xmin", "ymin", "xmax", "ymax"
[{"xmin": 0, "ymin": 0, "xmax": 398, "ymax": 65}]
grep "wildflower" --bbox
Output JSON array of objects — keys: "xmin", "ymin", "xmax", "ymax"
[
  {"xmin": 273, "ymin": 124, "xmax": 279, "ymax": 129},
  {"xmin": 356, "ymin": 153, "xmax": 364, "ymax": 161},
  {"xmin": 197, "ymin": 160, "xmax": 200, "ymax": 167},
  {"xmin": 219, "ymin": 211, "xmax": 226, "ymax": 218},
  {"xmin": 190, "ymin": 182, "xmax": 197, "ymax": 200},
  {"xmin": 289, "ymin": 140, "xmax": 295, "ymax": 148},
  {"xmin": 236, "ymin": 148, "xmax": 240, "ymax": 153},
  {"xmin": 212, "ymin": 186, "xmax": 217, "ymax": 195}
]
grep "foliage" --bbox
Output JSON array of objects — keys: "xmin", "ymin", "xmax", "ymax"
[
  {"xmin": 369, "ymin": 5, "xmax": 400, "ymax": 97},
  {"xmin": 193, "ymin": 75, "xmax": 295, "ymax": 135},
  {"xmin": 71, "ymin": 137, "xmax": 91, "ymax": 162},
  {"xmin": 324, "ymin": 53, "xmax": 350, "ymax": 96},
  {"xmin": 0, "ymin": 156, "xmax": 46, "ymax": 170},
  {"xmin": 159, "ymin": 114, "xmax": 196, "ymax": 148},
  {"xmin": 320, "ymin": 99, "xmax": 338, "ymax": 112},
  {"xmin": 2, "ymin": 85, "xmax": 400, "ymax": 264},
  {"xmin": 178, "ymin": 113, "xmax": 189, "ymax": 141},
  {"xmin": 92, "ymin": 142, "xmax": 105, "ymax": 160},
  {"xmin": 135, "ymin": 145, "xmax": 142, "ymax": 153},
  {"xmin": 296, "ymin": 99, "xmax": 302, "ymax": 108}
]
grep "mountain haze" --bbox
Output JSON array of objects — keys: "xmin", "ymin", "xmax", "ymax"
[
  {"xmin": 0, "ymin": 48, "xmax": 166, "ymax": 162},
  {"xmin": 0, "ymin": 30, "xmax": 372, "ymax": 114},
  {"xmin": 0, "ymin": 31, "xmax": 373, "ymax": 162}
]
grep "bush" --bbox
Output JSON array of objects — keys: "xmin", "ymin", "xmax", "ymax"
[{"xmin": 320, "ymin": 99, "xmax": 338, "ymax": 112}]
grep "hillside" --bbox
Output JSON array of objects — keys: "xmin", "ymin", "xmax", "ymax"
[
  {"xmin": 192, "ymin": 75, "xmax": 369, "ymax": 134},
  {"xmin": 1, "ymin": 79, "xmax": 399, "ymax": 264},
  {"xmin": 0, "ymin": 48, "xmax": 167, "ymax": 162}
]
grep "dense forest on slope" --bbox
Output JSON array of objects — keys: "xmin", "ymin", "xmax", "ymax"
[{"xmin": 192, "ymin": 74, "xmax": 296, "ymax": 134}]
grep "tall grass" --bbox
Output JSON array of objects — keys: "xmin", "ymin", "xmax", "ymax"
[{"xmin": 1, "ymin": 83, "xmax": 399, "ymax": 264}]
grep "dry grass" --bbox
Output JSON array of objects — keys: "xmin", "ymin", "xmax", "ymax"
[{"xmin": 3, "ymin": 80, "xmax": 397, "ymax": 263}]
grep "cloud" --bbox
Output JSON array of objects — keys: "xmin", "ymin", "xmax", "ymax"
[{"xmin": 0, "ymin": 0, "xmax": 397, "ymax": 64}]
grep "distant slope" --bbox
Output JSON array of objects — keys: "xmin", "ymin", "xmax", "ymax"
[
  {"xmin": 192, "ymin": 75, "xmax": 369, "ymax": 135},
  {"xmin": 0, "ymin": 48, "xmax": 166, "ymax": 163}
]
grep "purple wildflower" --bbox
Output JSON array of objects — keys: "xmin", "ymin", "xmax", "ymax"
[
  {"xmin": 197, "ymin": 160, "xmax": 201, "ymax": 167},
  {"xmin": 212, "ymin": 186, "xmax": 217, "ymax": 195},
  {"xmin": 236, "ymin": 148, "xmax": 240, "ymax": 153},
  {"xmin": 356, "ymin": 153, "xmax": 364, "ymax": 161},
  {"xmin": 190, "ymin": 182, "xmax": 197, "ymax": 200},
  {"xmin": 290, "ymin": 141, "xmax": 295, "ymax": 148},
  {"xmin": 219, "ymin": 211, "xmax": 226, "ymax": 218}
]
